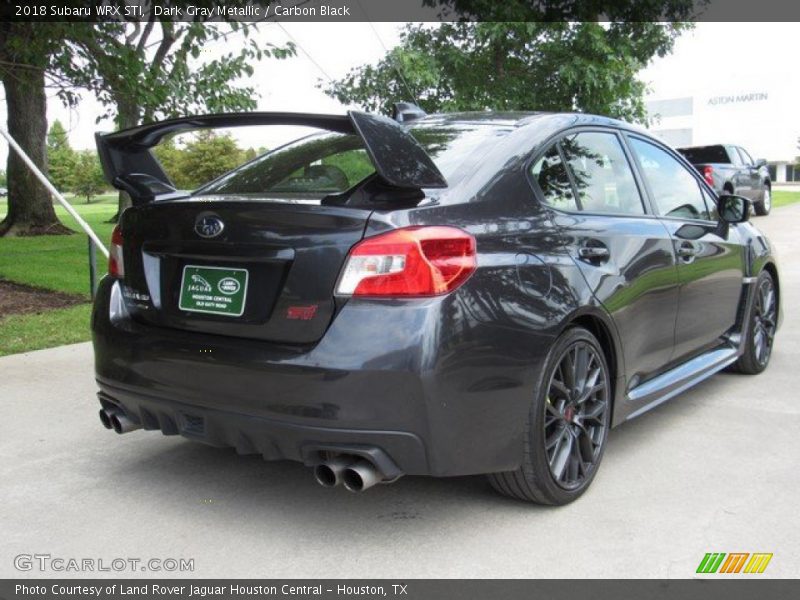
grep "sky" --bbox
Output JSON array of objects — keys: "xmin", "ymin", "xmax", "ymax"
[
  {"xmin": 641, "ymin": 22, "xmax": 800, "ymax": 161},
  {"xmin": 0, "ymin": 22, "xmax": 797, "ymax": 163},
  {"xmin": 0, "ymin": 22, "xmax": 403, "ymax": 164}
]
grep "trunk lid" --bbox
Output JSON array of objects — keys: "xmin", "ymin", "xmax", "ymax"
[{"xmin": 118, "ymin": 198, "xmax": 371, "ymax": 344}]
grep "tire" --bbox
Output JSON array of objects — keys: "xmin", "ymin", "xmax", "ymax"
[
  {"xmin": 731, "ymin": 270, "xmax": 777, "ymax": 374},
  {"xmin": 488, "ymin": 327, "xmax": 612, "ymax": 505},
  {"xmin": 754, "ymin": 186, "xmax": 771, "ymax": 216}
]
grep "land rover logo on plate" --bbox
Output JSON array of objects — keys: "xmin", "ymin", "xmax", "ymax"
[
  {"xmin": 179, "ymin": 266, "xmax": 248, "ymax": 317},
  {"xmin": 218, "ymin": 277, "xmax": 241, "ymax": 295},
  {"xmin": 195, "ymin": 215, "xmax": 224, "ymax": 238}
]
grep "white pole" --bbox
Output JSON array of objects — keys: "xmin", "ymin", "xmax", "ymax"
[{"xmin": 0, "ymin": 126, "xmax": 109, "ymax": 258}]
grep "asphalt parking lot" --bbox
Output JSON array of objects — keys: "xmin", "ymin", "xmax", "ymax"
[{"xmin": 1, "ymin": 205, "xmax": 798, "ymax": 579}]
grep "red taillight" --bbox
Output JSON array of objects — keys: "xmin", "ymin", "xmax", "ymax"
[
  {"xmin": 108, "ymin": 225, "xmax": 124, "ymax": 279},
  {"xmin": 703, "ymin": 165, "xmax": 714, "ymax": 187},
  {"xmin": 336, "ymin": 226, "xmax": 477, "ymax": 297}
]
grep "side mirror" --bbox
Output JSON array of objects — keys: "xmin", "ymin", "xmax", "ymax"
[
  {"xmin": 718, "ymin": 194, "xmax": 750, "ymax": 224},
  {"xmin": 755, "ymin": 158, "xmax": 767, "ymax": 168}
]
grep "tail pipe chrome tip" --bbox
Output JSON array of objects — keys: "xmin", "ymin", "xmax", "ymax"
[
  {"xmin": 98, "ymin": 408, "xmax": 114, "ymax": 430},
  {"xmin": 313, "ymin": 457, "xmax": 353, "ymax": 488},
  {"xmin": 100, "ymin": 408, "xmax": 141, "ymax": 435},
  {"xmin": 342, "ymin": 459, "xmax": 383, "ymax": 493}
]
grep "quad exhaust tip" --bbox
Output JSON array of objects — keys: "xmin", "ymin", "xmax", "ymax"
[
  {"xmin": 314, "ymin": 457, "xmax": 386, "ymax": 492},
  {"xmin": 98, "ymin": 409, "xmax": 113, "ymax": 430},
  {"xmin": 313, "ymin": 457, "xmax": 352, "ymax": 488},
  {"xmin": 342, "ymin": 460, "xmax": 382, "ymax": 493},
  {"xmin": 99, "ymin": 407, "xmax": 141, "ymax": 434}
]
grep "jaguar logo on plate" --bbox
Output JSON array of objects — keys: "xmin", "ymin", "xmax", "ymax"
[{"xmin": 195, "ymin": 214, "xmax": 225, "ymax": 238}]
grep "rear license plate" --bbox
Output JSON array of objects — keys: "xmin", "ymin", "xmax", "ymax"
[{"xmin": 178, "ymin": 265, "xmax": 249, "ymax": 317}]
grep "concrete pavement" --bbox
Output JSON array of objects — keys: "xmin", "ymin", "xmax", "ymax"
[{"xmin": 1, "ymin": 205, "xmax": 799, "ymax": 578}]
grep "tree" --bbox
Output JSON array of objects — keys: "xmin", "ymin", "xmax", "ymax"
[
  {"xmin": 47, "ymin": 120, "xmax": 78, "ymax": 193},
  {"xmin": 0, "ymin": 23, "xmax": 80, "ymax": 236},
  {"xmin": 324, "ymin": 21, "xmax": 692, "ymax": 124},
  {"xmin": 155, "ymin": 131, "xmax": 244, "ymax": 190},
  {"xmin": 71, "ymin": 151, "xmax": 107, "ymax": 203},
  {"xmin": 67, "ymin": 11, "xmax": 294, "ymax": 218}
]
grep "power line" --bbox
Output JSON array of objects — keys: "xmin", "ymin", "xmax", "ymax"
[
  {"xmin": 275, "ymin": 22, "xmax": 334, "ymax": 83},
  {"xmin": 354, "ymin": 0, "xmax": 418, "ymax": 104}
]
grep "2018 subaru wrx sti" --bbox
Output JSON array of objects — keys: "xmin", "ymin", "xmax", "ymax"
[{"xmin": 92, "ymin": 105, "xmax": 781, "ymax": 504}]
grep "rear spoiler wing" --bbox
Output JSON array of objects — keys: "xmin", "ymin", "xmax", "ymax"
[{"xmin": 95, "ymin": 111, "xmax": 447, "ymax": 204}]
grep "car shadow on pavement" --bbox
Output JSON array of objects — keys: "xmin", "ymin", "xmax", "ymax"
[
  {"xmin": 93, "ymin": 434, "xmax": 551, "ymax": 537},
  {"xmin": 88, "ymin": 371, "xmax": 732, "ymax": 535}
]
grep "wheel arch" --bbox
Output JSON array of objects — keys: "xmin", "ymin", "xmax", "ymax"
[
  {"xmin": 560, "ymin": 308, "xmax": 625, "ymax": 421},
  {"xmin": 762, "ymin": 260, "xmax": 780, "ymax": 313}
]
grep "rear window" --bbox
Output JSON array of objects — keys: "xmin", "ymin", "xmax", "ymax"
[
  {"xmin": 197, "ymin": 124, "xmax": 508, "ymax": 197},
  {"xmin": 678, "ymin": 146, "xmax": 730, "ymax": 164}
]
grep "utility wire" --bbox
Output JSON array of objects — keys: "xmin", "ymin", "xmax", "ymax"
[
  {"xmin": 354, "ymin": 0, "xmax": 419, "ymax": 104},
  {"xmin": 275, "ymin": 22, "xmax": 334, "ymax": 83}
]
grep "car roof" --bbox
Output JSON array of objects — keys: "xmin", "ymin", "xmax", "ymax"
[
  {"xmin": 677, "ymin": 144, "xmax": 732, "ymax": 150},
  {"xmin": 408, "ymin": 110, "xmax": 650, "ymax": 136}
]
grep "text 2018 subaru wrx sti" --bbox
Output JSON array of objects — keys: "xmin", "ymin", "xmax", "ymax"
[{"xmin": 92, "ymin": 105, "xmax": 781, "ymax": 504}]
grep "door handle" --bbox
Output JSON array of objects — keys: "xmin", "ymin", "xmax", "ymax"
[
  {"xmin": 578, "ymin": 240, "xmax": 610, "ymax": 263},
  {"xmin": 677, "ymin": 241, "xmax": 698, "ymax": 260}
]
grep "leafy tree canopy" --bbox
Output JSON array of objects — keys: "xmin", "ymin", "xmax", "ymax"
[
  {"xmin": 47, "ymin": 120, "xmax": 79, "ymax": 193},
  {"xmin": 71, "ymin": 150, "xmax": 107, "ymax": 203},
  {"xmin": 154, "ymin": 131, "xmax": 246, "ymax": 190},
  {"xmin": 324, "ymin": 21, "xmax": 692, "ymax": 124},
  {"xmin": 66, "ymin": 14, "xmax": 295, "ymax": 128}
]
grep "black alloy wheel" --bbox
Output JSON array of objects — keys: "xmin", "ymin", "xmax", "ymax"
[
  {"xmin": 732, "ymin": 270, "xmax": 777, "ymax": 375},
  {"xmin": 544, "ymin": 341, "xmax": 609, "ymax": 490},
  {"xmin": 489, "ymin": 327, "xmax": 611, "ymax": 505},
  {"xmin": 752, "ymin": 274, "xmax": 777, "ymax": 368}
]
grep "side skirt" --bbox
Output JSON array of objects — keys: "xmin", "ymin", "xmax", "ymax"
[
  {"xmin": 621, "ymin": 345, "xmax": 739, "ymax": 422},
  {"xmin": 613, "ymin": 276, "xmax": 759, "ymax": 425}
]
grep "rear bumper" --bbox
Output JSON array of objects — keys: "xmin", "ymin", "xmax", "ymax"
[
  {"xmin": 92, "ymin": 278, "xmax": 551, "ymax": 477},
  {"xmin": 97, "ymin": 381, "xmax": 421, "ymax": 478}
]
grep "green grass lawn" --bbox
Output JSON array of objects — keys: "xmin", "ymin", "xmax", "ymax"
[
  {"xmin": 772, "ymin": 190, "xmax": 800, "ymax": 209},
  {"xmin": 0, "ymin": 194, "xmax": 118, "ymax": 295},
  {"xmin": 1, "ymin": 189, "xmax": 799, "ymax": 357},
  {"xmin": 0, "ymin": 194, "xmax": 117, "ymax": 356},
  {"xmin": 0, "ymin": 303, "xmax": 93, "ymax": 357}
]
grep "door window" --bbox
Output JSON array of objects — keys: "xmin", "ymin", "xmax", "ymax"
[
  {"xmin": 737, "ymin": 147, "xmax": 754, "ymax": 166},
  {"xmin": 629, "ymin": 137, "xmax": 711, "ymax": 221},
  {"xmin": 727, "ymin": 145, "xmax": 743, "ymax": 166},
  {"xmin": 529, "ymin": 144, "xmax": 578, "ymax": 211},
  {"xmin": 701, "ymin": 186, "xmax": 719, "ymax": 221},
  {"xmin": 560, "ymin": 131, "xmax": 645, "ymax": 215}
]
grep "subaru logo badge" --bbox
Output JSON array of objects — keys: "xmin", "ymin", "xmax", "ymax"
[{"xmin": 195, "ymin": 214, "xmax": 224, "ymax": 239}]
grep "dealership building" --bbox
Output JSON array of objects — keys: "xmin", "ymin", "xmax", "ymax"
[{"xmin": 646, "ymin": 88, "xmax": 800, "ymax": 184}]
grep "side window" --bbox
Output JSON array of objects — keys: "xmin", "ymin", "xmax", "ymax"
[
  {"xmin": 529, "ymin": 144, "xmax": 577, "ymax": 211},
  {"xmin": 701, "ymin": 186, "xmax": 719, "ymax": 221},
  {"xmin": 727, "ymin": 145, "xmax": 743, "ymax": 166},
  {"xmin": 629, "ymin": 137, "xmax": 711, "ymax": 221},
  {"xmin": 560, "ymin": 131, "xmax": 645, "ymax": 215},
  {"xmin": 738, "ymin": 147, "xmax": 754, "ymax": 166}
]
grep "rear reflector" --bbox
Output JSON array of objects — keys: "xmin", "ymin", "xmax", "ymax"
[
  {"xmin": 336, "ymin": 226, "xmax": 476, "ymax": 297},
  {"xmin": 108, "ymin": 225, "xmax": 124, "ymax": 279}
]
